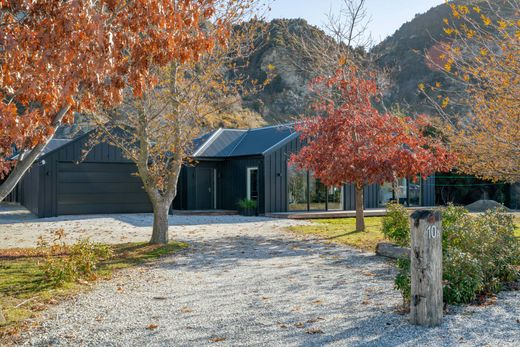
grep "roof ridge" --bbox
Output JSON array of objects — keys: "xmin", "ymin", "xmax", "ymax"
[
  {"xmin": 248, "ymin": 122, "xmax": 295, "ymax": 132},
  {"xmin": 192, "ymin": 128, "xmax": 223, "ymax": 157},
  {"xmin": 227, "ymin": 129, "xmax": 250, "ymax": 156}
]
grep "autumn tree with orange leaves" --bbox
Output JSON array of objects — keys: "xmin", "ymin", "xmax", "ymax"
[
  {"xmin": 291, "ymin": 68, "xmax": 454, "ymax": 231},
  {"xmin": 0, "ymin": 0, "xmax": 224, "ymax": 201},
  {"xmin": 90, "ymin": 2, "xmax": 269, "ymax": 244},
  {"xmin": 424, "ymin": 1, "xmax": 519, "ymax": 183}
]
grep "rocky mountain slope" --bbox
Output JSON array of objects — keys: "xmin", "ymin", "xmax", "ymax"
[{"xmin": 61, "ymin": 1, "xmax": 510, "ymax": 136}]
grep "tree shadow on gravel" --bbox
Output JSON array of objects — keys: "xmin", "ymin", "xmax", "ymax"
[{"xmin": 155, "ymin": 234, "xmax": 393, "ymax": 273}]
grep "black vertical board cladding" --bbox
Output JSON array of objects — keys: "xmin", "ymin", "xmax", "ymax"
[
  {"xmin": 217, "ymin": 157, "xmax": 264, "ymax": 213},
  {"xmin": 17, "ymin": 132, "xmax": 155, "ymax": 218},
  {"xmin": 264, "ymin": 155, "xmax": 271, "ymax": 212},
  {"xmin": 422, "ymin": 175, "xmax": 436, "ymax": 206},
  {"xmin": 18, "ymin": 165, "xmax": 41, "ymax": 215},
  {"xmin": 363, "ymin": 184, "xmax": 380, "ymax": 209},
  {"xmin": 172, "ymin": 167, "xmax": 187, "ymax": 210},
  {"xmin": 263, "ymin": 135, "xmax": 303, "ymax": 213}
]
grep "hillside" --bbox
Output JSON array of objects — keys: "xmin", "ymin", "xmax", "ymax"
[
  {"xmin": 59, "ymin": 1, "xmax": 511, "ymax": 136},
  {"xmin": 372, "ymin": 3, "xmax": 452, "ymax": 115}
]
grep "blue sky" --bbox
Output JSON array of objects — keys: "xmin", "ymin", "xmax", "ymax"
[{"xmin": 267, "ymin": 0, "xmax": 445, "ymax": 43}]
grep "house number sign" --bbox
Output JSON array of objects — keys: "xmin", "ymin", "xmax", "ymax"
[{"xmin": 427, "ymin": 224, "xmax": 439, "ymax": 239}]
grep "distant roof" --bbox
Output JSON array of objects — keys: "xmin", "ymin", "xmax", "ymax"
[{"xmin": 193, "ymin": 123, "xmax": 298, "ymax": 158}]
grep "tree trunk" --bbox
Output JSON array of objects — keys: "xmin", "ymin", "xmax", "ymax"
[
  {"xmin": 149, "ymin": 200, "xmax": 171, "ymax": 244},
  {"xmin": 0, "ymin": 105, "xmax": 71, "ymax": 201},
  {"xmin": 355, "ymin": 184, "xmax": 365, "ymax": 232}
]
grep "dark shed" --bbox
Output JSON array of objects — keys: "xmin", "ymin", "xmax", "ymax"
[{"xmin": 16, "ymin": 134, "xmax": 152, "ymax": 217}]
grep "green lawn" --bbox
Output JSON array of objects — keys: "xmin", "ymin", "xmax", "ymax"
[
  {"xmin": 289, "ymin": 215, "xmax": 520, "ymax": 252},
  {"xmin": 288, "ymin": 217, "xmax": 386, "ymax": 252},
  {"xmin": 0, "ymin": 241, "xmax": 187, "ymax": 337}
]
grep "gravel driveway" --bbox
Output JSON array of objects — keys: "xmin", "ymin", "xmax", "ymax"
[{"xmin": 2, "ymin": 204, "xmax": 519, "ymax": 346}]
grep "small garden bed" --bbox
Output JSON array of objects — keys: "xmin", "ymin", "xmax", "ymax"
[{"xmin": 0, "ymin": 240, "xmax": 187, "ymax": 339}]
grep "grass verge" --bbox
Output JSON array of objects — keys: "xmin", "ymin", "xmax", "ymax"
[
  {"xmin": 288, "ymin": 217, "xmax": 386, "ymax": 252},
  {"xmin": 0, "ymin": 241, "xmax": 187, "ymax": 338}
]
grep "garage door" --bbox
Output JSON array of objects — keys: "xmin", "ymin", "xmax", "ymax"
[{"xmin": 57, "ymin": 162, "xmax": 153, "ymax": 215}]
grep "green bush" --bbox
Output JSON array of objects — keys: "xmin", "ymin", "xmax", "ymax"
[
  {"xmin": 443, "ymin": 249, "xmax": 484, "ymax": 304},
  {"xmin": 381, "ymin": 202, "xmax": 410, "ymax": 247},
  {"xmin": 238, "ymin": 199, "xmax": 257, "ymax": 209},
  {"xmin": 37, "ymin": 230, "xmax": 113, "ymax": 286},
  {"xmin": 383, "ymin": 205, "xmax": 520, "ymax": 305}
]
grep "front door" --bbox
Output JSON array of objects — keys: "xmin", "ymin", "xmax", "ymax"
[{"xmin": 196, "ymin": 168, "xmax": 215, "ymax": 210}]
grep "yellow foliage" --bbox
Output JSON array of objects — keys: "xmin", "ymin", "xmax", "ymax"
[
  {"xmin": 441, "ymin": 1, "xmax": 520, "ymax": 182},
  {"xmin": 481, "ymin": 15, "xmax": 492, "ymax": 26}
]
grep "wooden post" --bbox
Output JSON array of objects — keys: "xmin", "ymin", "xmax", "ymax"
[{"xmin": 409, "ymin": 209, "xmax": 443, "ymax": 327}]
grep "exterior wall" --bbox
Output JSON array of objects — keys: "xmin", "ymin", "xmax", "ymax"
[
  {"xmin": 421, "ymin": 175, "xmax": 436, "ymax": 206},
  {"xmin": 20, "ymin": 134, "xmax": 152, "ymax": 218},
  {"xmin": 18, "ymin": 165, "xmax": 42, "ymax": 215},
  {"xmin": 263, "ymin": 136, "xmax": 304, "ymax": 213},
  {"xmin": 344, "ymin": 184, "xmax": 381, "ymax": 209},
  {"xmin": 220, "ymin": 157, "xmax": 264, "ymax": 213},
  {"xmin": 181, "ymin": 161, "xmax": 222, "ymax": 210},
  {"xmin": 175, "ymin": 157, "xmax": 265, "ymax": 213},
  {"xmin": 511, "ymin": 183, "xmax": 520, "ymax": 210},
  {"xmin": 263, "ymin": 134, "xmax": 437, "ymax": 212}
]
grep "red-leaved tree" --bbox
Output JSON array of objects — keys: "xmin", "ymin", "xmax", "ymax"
[
  {"xmin": 0, "ymin": 0, "xmax": 224, "ymax": 200},
  {"xmin": 291, "ymin": 67, "xmax": 454, "ymax": 231}
]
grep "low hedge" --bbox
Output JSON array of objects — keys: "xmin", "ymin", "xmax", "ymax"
[{"xmin": 383, "ymin": 204, "xmax": 520, "ymax": 305}]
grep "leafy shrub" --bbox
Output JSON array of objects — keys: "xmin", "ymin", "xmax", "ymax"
[
  {"xmin": 37, "ymin": 230, "xmax": 113, "ymax": 286},
  {"xmin": 381, "ymin": 202, "xmax": 410, "ymax": 247},
  {"xmin": 443, "ymin": 249, "xmax": 484, "ymax": 304},
  {"xmin": 384, "ymin": 205, "xmax": 520, "ymax": 305},
  {"xmin": 238, "ymin": 199, "xmax": 257, "ymax": 209},
  {"xmin": 394, "ymin": 258, "xmax": 411, "ymax": 306}
]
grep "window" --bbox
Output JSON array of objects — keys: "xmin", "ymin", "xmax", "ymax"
[
  {"xmin": 288, "ymin": 166, "xmax": 343, "ymax": 212},
  {"xmin": 247, "ymin": 167, "xmax": 259, "ymax": 201},
  {"xmin": 408, "ymin": 178, "xmax": 422, "ymax": 206},
  {"xmin": 288, "ymin": 165, "xmax": 308, "ymax": 211},
  {"xmin": 327, "ymin": 186, "xmax": 343, "ymax": 210},
  {"xmin": 379, "ymin": 182, "xmax": 394, "ymax": 207},
  {"xmin": 309, "ymin": 173, "xmax": 327, "ymax": 210}
]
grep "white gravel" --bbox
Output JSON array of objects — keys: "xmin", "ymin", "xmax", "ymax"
[{"xmin": 2, "ymin": 204, "xmax": 519, "ymax": 346}]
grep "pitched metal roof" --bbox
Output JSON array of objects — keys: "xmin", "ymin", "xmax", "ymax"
[
  {"xmin": 193, "ymin": 124, "xmax": 296, "ymax": 158},
  {"xmin": 10, "ymin": 138, "xmax": 72, "ymax": 161},
  {"xmin": 40, "ymin": 139, "xmax": 71, "ymax": 157}
]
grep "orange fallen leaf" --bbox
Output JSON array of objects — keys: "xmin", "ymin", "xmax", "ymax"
[{"xmin": 146, "ymin": 324, "xmax": 159, "ymax": 330}]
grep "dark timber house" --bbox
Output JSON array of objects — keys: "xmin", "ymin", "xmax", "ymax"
[
  {"xmin": 173, "ymin": 124, "xmax": 436, "ymax": 214},
  {"xmin": 13, "ymin": 124, "xmax": 437, "ymax": 218}
]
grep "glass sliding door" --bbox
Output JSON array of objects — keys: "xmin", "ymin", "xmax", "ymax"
[
  {"xmin": 408, "ymin": 178, "xmax": 422, "ymax": 206},
  {"xmin": 396, "ymin": 178, "xmax": 408, "ymax": 205},
  {"xmin": 379, "ymin": 182, "xmax": 394, "ymax": 207},
  {"xmin": 287, "ymin": 166, "xmax": 346, "ymax": 212},
  {"xmin": 288, "ymin": 165, "xmax": 308, "ymax": 211},
  {"xmin": 327, "ymin": 186, "xmax": 343, "ymax": 210},
  {"xmin": 309, "ymin": 173, "xmax": 327, "ymax": 210}
]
